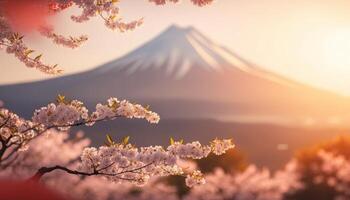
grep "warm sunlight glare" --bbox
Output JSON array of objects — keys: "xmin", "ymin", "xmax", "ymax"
[{"xmin": 322, "ymin": 28, "xmax": 350, "ymax": 69}]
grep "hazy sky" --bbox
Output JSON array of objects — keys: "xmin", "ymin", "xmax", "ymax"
[{"xmin": 1, "ymin": 0, "xmax": 350, "ymax": 95}]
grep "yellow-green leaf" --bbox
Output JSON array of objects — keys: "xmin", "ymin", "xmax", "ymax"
[
  {"xmin": 109, "ymin": 15, "xmax": 116, "ymax": 21},
  {"xmin": 25, "ymin": 49, "xmax": 35, "ymax": 56},
  {"xmin": 170, "ymin": 137, "xmax": 175, "ymax": 145},
  {"xmin": 56, "ymin": 94, "xmax": 66, "ymax": 104},
  {"xmin": 106, "ymin": 134, "xmax": 114, "ymax": 145},
  {"xmin": 122, "ymin": 136, "xmax": 130, "ymax": 145}
]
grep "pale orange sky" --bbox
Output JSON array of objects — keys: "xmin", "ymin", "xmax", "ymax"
[{"xmin": 1, "ymin": 0, "xmax": 350, "ymax": 95}]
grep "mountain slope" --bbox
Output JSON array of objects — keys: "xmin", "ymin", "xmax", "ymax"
[{"xmin": 1, "ymin": 25, "xmax": 349, "ymax": 126}]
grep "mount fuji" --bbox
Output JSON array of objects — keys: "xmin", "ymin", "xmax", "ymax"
[{"xmin": 1, "ymin": 25, "xmax": 350, "ymax": 125}]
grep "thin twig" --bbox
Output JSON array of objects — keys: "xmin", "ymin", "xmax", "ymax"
[
  {"xmin": 96, "ymin": 162, "xmax": 115, "ymax": 172},
  {"xmin": 20, "ymin": 115, "xmax": 120, "ymax": 135}
]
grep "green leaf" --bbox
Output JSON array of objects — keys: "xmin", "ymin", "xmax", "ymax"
[
  {"xmin": 122, "ymin": 136, "xmax": 130, "ymax": 145},
  {"xmin": 179, "ymin": 139, "xmax": 184, "ymax": 144}
]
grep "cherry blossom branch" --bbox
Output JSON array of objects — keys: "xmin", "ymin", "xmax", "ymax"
[
  {"xmin": 38, "ymin": 25, "xmax": 88, "ymax": 49},
  {"xmin": 73, "ymin": 137, "xmax": 234, "ymax": 187},
  {"xmin": 0, "ymin": 96, "xmax": 160, "ymax": 165},
  {"xmin": 19, "ymin": 114, "xmax": 120, "ymax": 136},
  {"xmin": 0, "ymin": 94, "xmax": 235, "ymax": 188},
  {"xmin": 0, "ymin": 33, "xmax": 62, "ymax": 74},
  {"xmin": 28, "ymin": 135, "xmax": 235, "ymax": 188},
  {"xmin": 30, "ymin": 162, "xmax": 154, "ymax": 181}
]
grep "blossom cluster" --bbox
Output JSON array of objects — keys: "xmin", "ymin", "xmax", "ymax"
[
  {"xmin": 185, "ymin": 162, "xmax": 303, "ymax": 200},
  {"xmin": 167, "ymin": 139, "xmax": 234, "ymax": 159},
  {"xmin": 4, "ymin": 128, "xmax": 350, "ymax": 200},
  {"xmin": 0, "ymin": 95, "xmax": 235, "ymax": 189},
  {"xmin": 0, "ymin": 0, "xmax": 213, "ymax": 74},
  {"xmin": 90, "ymin": 98, "xmax": 160, "ymax": 124},
  {"xmin": 32, "ymin": 96, "xmax": 159, "ymax": 130},
  {"xmin": 149, "ymin": 0, "xmax": 214, "ymax": 7},
  {"xmin": 38, "ymin": 25, "xmax": 88, "ymax": 49},
  {"xmin": 77, "ymin": 138, "xmax": 234, "ymax": 187},
  {"xmin": 309, "ymin": 150, "xmax": 350, "ymax": 199},
  {"xmin": 0, "ymin": 19, "xmax": 62, "ymax": 74},
  {"xmin": 0, "ymin": 96, "xmax": 159, "ymax": 163},
  {"xmin": 0, "ymin": 129, "xmax": 90, "ymax": 179},
  {"xmin": 185, "ymin": 170, "xmax": 206, "ymax": 188},
  {"xmin": 0, "ymin": 129, "xmax": 179, "ymax": 200},
  {"xmin": 210, "ymin": 138, "xmax": 235, "ymax": 155},
  {"xmin": 32, "ymin": 99, "xmax": 89, "ymax": 130},
  {"xmin": 0, "ymin": 131, "xmax": 189, "ymax": 200},
  {"xmin": 0, "ymin": 107, "xmax": 36, "ymax": 147}
]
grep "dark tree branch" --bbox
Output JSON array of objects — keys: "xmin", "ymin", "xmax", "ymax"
[
  {"xmin": 0, "ymin": 116, "xmax": 10, "ymax": 129},
  {"xmin": 0, "ymin": 142, "xmax": 6, "ymax": 161},
  {"xmin": 0, "ymin": 115, "xmax": 121, "ymax": 168},
  {"xmin": 20, "ymin": 115, "xmax": 120, "ymax": 135},
  {"xmin": 30, "ymin": 162, "xmax": 153, "ymax": 181}
]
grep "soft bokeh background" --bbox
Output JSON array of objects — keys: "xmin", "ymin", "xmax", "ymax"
[{"xmin": 1, "ymin": 0, "xmax": 350, "ymax": 96}]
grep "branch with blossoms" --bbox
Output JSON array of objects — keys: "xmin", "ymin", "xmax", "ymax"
[
  {"xmin": 0, "ymin": 95, "xmax": 234, "ymax": 187},
  {"xmin": 31, "ymin": 162, "xmax": 155, "ymax": 181},
  {"xmin": 30, "ymin": 136, "xmax": 234, "ymax": 187},
  {"xmin": 0, "ymin": 0, "xmax": 214, "ymax": 74},
  {"xmin": 0, "ymin": 95, "xmax": 159, "ymax": 165}
]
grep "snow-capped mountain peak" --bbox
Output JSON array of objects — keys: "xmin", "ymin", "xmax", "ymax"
[
  {"xmin": 98, "ymin": 25, "xmax": 256, "ymax": 79},
  {"xmin": 2, "ymin": 26, "xmax": 349, "ymax": 127}
]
